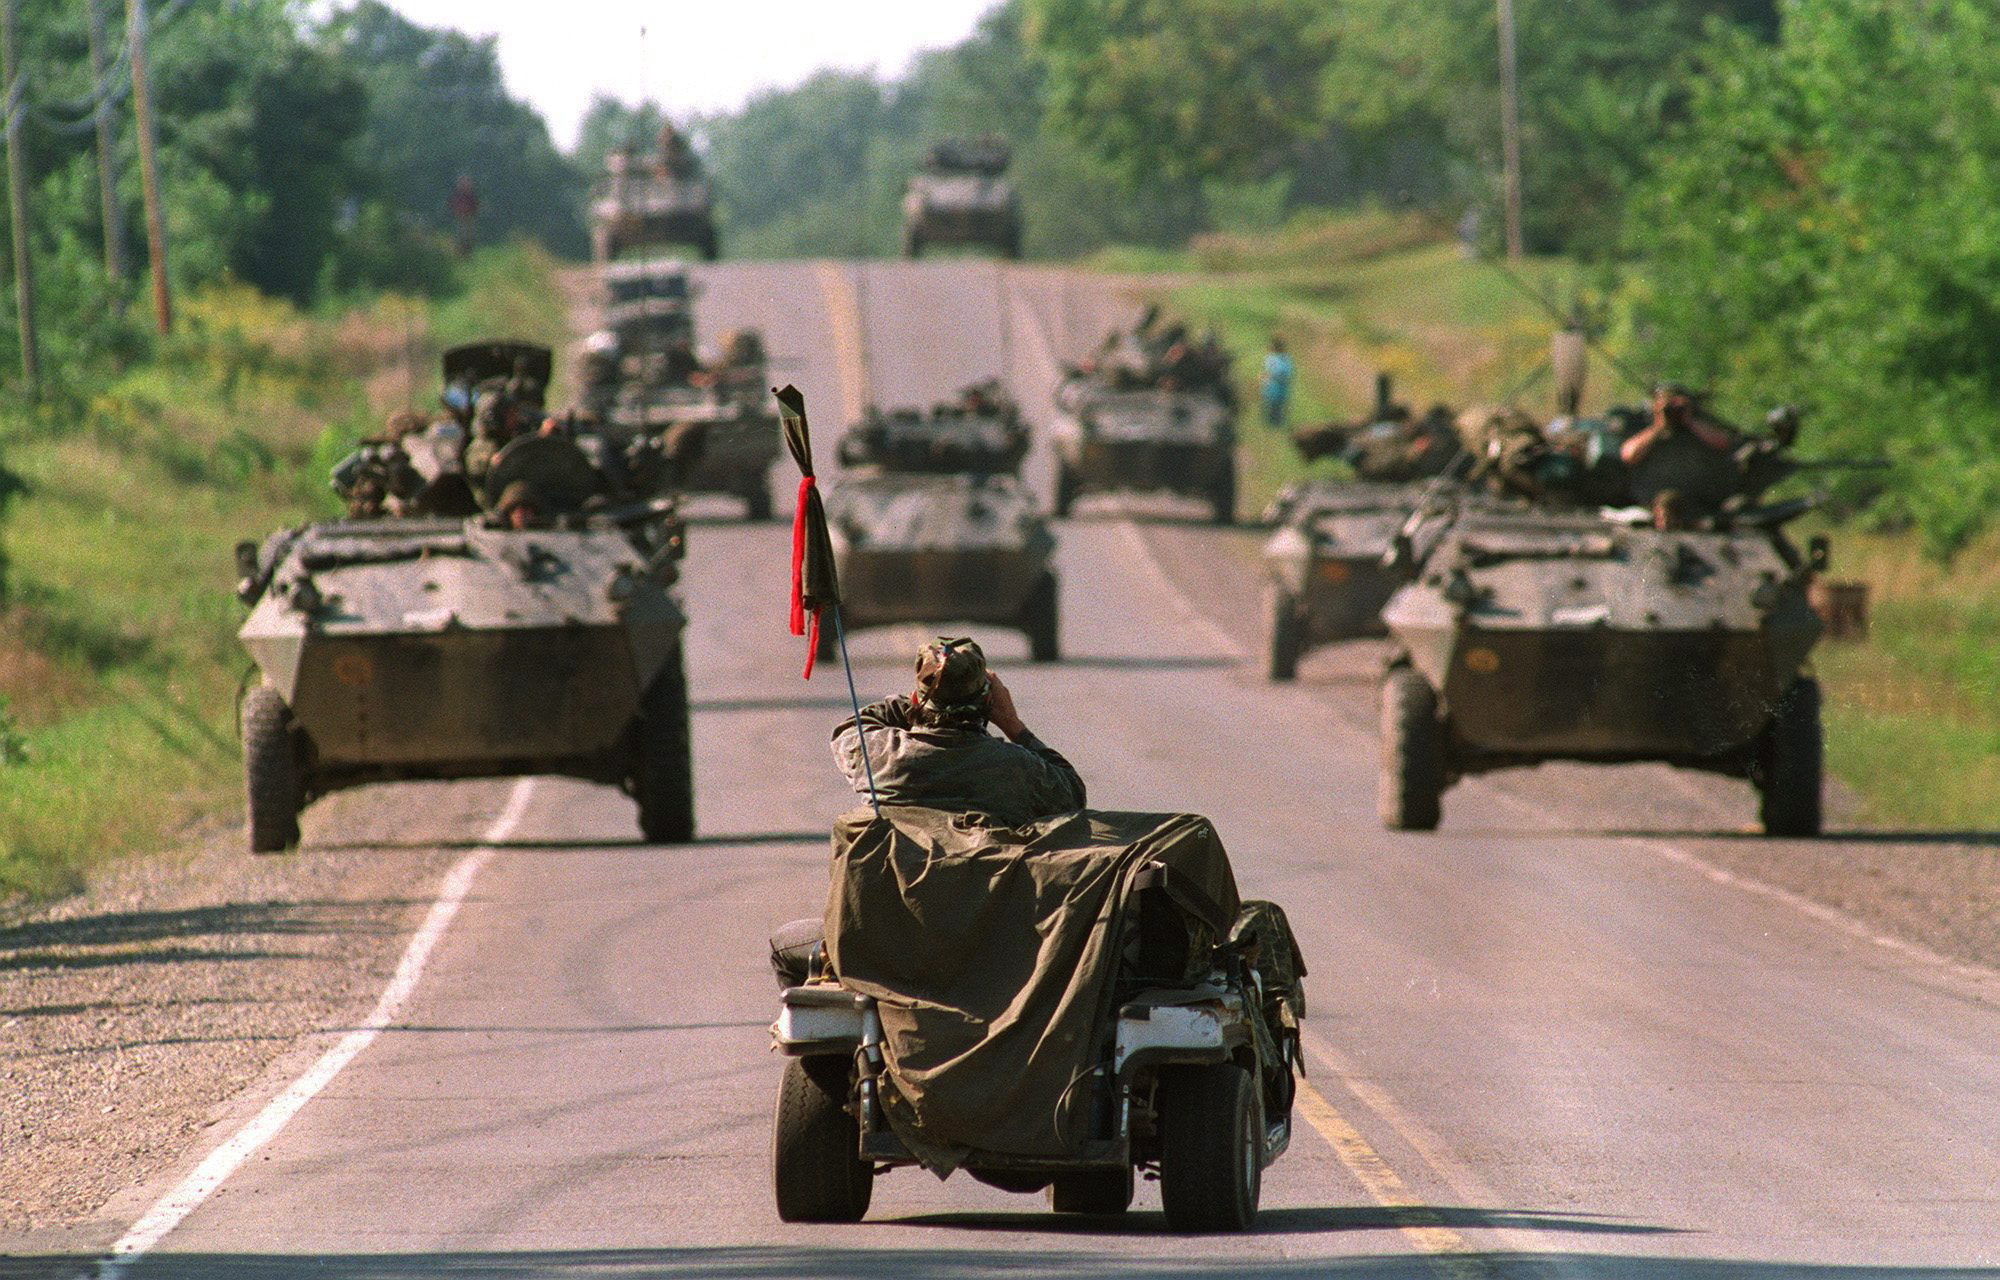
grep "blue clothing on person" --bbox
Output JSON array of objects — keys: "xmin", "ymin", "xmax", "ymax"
[{"xmin": 1260, "ymin": 350, "xmax": 1295, "ymax": 428}]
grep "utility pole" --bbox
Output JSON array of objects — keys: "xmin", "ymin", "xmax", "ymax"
[
  {"xmin": 1496, "ymin": 0, "xmax": 1525, "ymax": 260},
  {"xmin": 87, "ymin": 0, "xmax": 127, "ymax": 301},
  {"xmin": 2, "ymin": 0, "xmax": 39, "ymax": 394},
  {"xmin": 127, "ymin": 0, "xmax": 171, "ymax": 334}
]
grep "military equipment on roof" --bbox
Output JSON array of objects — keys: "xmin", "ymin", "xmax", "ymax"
[
  {"xmin": 1052, "ymin": 382, "xmax": 1237, "ymax": 523},
  {"xmin": 234, "ymin": 499, "xmax": 693, "ymax": 853},
  {"xmin": 1260, "ymin": 481, "xmax": 1426, "ymax": 680},
  {"xmin": 902, "ymin": 136, "xmax": 1021, "ymax": 260},
  {"xmin": 770, "ymin": 806, "xmax": 1301, "ymax": 1231},
  {"xmin": 835, "ymin": 386, "xmax": 1028, "ymax": 476},
  {"xmin": 1376, "ymin": 500, "xmax": 1827, "ymax": 836},
  {"xmin": 590, "ymin": 129, "xmax": 719, "ymax": 262}
]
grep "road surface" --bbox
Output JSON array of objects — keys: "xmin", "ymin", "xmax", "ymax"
[{"xmin": 25, "ymin": 260, "xmax": 2000, "ymax": 1278}]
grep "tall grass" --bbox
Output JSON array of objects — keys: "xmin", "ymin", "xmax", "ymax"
[{"xmin": 0, "ymin": 242, "xmax": 567, "ymax": 901}]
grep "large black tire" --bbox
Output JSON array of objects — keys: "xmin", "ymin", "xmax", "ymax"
[
  {"xmin": 1157, "ymin": 1063, "xmax": 1261, "ymax": 1233},
  {"xmin": 1265, "ymin": 584, "xmax": 1302, "ymax": 682},
  {"xmin": 1022, "ymin": 573, "xmax": 1061, "ymax": 663},
  {"xmin": 1047, "ymin": 1165, "xmax": 1133, "ymax": 1215},
  {"xmin": 1759, "ymin": 677, "xmax": 1823, "ymax": 837},
  {"xmin": 241, "ymin": 683, "xmax": 301, "ymax": 854},
  {"xmin": 699, "ymin": 229, "xmax": 721, "ymax": 262},
  {"xmin": 633, "ymin": 650, "xmax": 695, "ymax": 843},
  {"xmin": 1209, "ymin": 458, "xmax": 1237, "ymax": 526},
  {"xmin": 1379, "ymin": 665, "xmax": 1444, "ymax": 831},
  {"xmin": 772, "ymin": 1056, "xmax": 873, "ymax": 1224},
  {"xmin": 902, "ymin": 228, "xmax": 923, "ymax": 260},
  {"xmin": 1053, "ymin": 462, "xmax": 1079, "ymax": 518},
  {"xmin": 742, "ymin": 483, "xmax": 774, "ymax": 522}
]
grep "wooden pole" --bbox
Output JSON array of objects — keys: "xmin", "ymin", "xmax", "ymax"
[
  {"xmin": 2, "ymin": 0, "xmax": 39, "ymax": 394},
  {"xmin": 87, "ymin": 0, "xmax": 127, "ymax": 298},
  {"xmin": 127, "ymin": 0, "xmax": 170, "ymax": 334},
  {"xmin": 1496, "ymin": 0, "xmax": 1525, "ymax": 260}
]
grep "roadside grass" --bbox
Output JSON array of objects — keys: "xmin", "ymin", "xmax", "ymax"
[
  {"xmin": 1095, "ymin": 212, "xmax": 1999, "ymax": 833},
  {"xmin": 0, "ymin": 242, "xmax": 568, "ymax": 902}
]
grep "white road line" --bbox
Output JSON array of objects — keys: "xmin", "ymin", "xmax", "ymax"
[{"xmin": 95, "ymin": 777, "xmax": 538, "ymax": 1277}]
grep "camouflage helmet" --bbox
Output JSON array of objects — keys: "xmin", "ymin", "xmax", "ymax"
[{"xmin": 914, "ymin": 636, "xmax": 989, "ymax": 710}]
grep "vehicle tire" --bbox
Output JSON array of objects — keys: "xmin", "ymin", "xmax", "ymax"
[
  {"xmin": 242, "ymin": 683, "xmax": 301, "ymax": 854},
  {"xmin": 1380, "ymin": 665, "xmax": 1444, "ymax": 831},
  {"xmin": 1209, "ymin": 458, "xmax": 1237, "ymax": 526},
  {"xmin": 1759, "ymin": 676, "xmax": 1823, "ymax": 838},
  {"xmin": 1157, "ymin": 1063, "xmax": 1261, "ymax": 1233},
  {"xmin": 742, "ymin": 483, "xmax": 774, "ymax": 522},
  {"xmin": 1022, "ymin": 573, "xmax": 1060, "ymax": 663},
  {"xmin": 1002, "ymin": 227, "xmax": 1023, "ymax": 261},
  {"xmin": 700, "ymin": 229, "xmax": 721, "ymax": 262},
  {"xmin": 633, "ymin": 649, "xmax": 695, "ymax": 843},
  {"xmin": 1265, "ymin": 583, "xmax": 1302, "ymax": 682},
  {"xmin": 902, "ymin": 229, "xmax": 923, "ymax": 260},
  {"xmin": 772, "ymin": 1055, "xmax": 873, "ymax": 1224},
  {"xmin": 1047, "ymin": 1165, "xmax": 1133, "ymax": 1215},
  {"xmin": 1053, "ymin": 462, "xmax": 1079, "ymax": 519}
]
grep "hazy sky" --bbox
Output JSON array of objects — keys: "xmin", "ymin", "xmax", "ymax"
[{"xmin": 372, "ymin": 1, "xmax": 1001, "ymax": 149}]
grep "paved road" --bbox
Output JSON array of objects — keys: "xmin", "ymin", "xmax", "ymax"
[{"xmin": 46, "ymin": 262, "xmax": 2000, "ymax": 1278}]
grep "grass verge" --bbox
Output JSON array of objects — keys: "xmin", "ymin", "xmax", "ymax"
[{"xmin": 0, "ymin": 242, "xmax": 568, "ymax": 902}]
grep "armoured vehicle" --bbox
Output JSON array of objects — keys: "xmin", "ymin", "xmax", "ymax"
[
  {"xmin": 770, "ymin": 807, "xmax": 1302, "ymax": 1231},
  {"xmin": 1052, "ymin": 381, "xmax": 1237, "ymax": 523},
  {"xmin": 821, "ymin": 388, "xmax": 1057, "ymax": 660},
  {"xmin": 1261, "ymin": 481, "xmax": 1425, "ymax": 680},
  {"xmin": 601, "ymin": 329, "xmax": 781, "ymax": 520},
  {"xmin": 901, "ymin": 137, "xmax": 1021, "ymax": 260},
  {"xmin": 238, "ymin": 356, "xmax": 696, "ymax": 853},
  {"xmin": 1376, "ymin": 500, "xmax": 1827, "ymax": 836},
  {"xmin": 590, "ymin": 134, "xmax": 718, "ymax": 262}
]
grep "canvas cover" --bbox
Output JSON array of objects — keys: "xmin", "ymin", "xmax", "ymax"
[{"xmin": 824, "ymin": 806, "xmax": 1241, "ymax": 1173}]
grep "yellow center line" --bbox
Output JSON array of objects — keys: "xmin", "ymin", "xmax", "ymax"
[
  {"xmin": 1293, "ymin": 1075, "xmax": 1492, "ymax": 1277},
  {"xmin": 812, "ymin": 261, "xmax": 869, "ymax": 427}
]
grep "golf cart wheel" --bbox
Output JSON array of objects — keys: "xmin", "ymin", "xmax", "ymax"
[
  {"xmin": 1759, "ymin": 676, "xmax": 1823, "ymax": 837},
  {"xmin": 633, "ymin": 650, "xmax": 695, "ymax": 843},
  {"xmin": 241, "ymin": 683, "xmax": 301, "ymax": 854},
  {"xmin": 741, "ymin": 483, "xmax": 774, "ymax": 522},
  {"xmin": 1265, "ymin": 583, "xmax": 1302, "ymax": 682},
  {"xmin": 1380, "ymin": 665, "xmax": 1444, "ymax": 831},
  {"xmin": 1158, "ymin": 1063, "xmax": 1261, "ymax": 1233},
  {"xmin": 1209, "ymin": 458, "xmax": 1237, "ymax": 526},
  {"xmin": 1022, "ymin": 573, "xmax": 1061, "ymax": 663},
  {"xmin": 772, "ymin": 1055, "xmax": 873, "ymax": 1224},
  {"xmin": 1047, "ymin": 1165, "xmax": 1134, "ymax": 1215},
  {"xmin": 1053, "ymin": 462, "xmax": 1079, "ymax": 518}
]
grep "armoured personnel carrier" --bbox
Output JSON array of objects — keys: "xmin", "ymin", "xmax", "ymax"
[
  {"xmin": 590, "ymin": 127, "xmax": 718, "ymax": 262},
  {"xmin": 1376, "ymin": 500, "xmax": 1827, "ymax": 836},
  {"xmin": 239, "ymin": 351, "xmax": 696, "ymax": 853},
  {"xmin": 601, "ymin": 329, "xmax": 781, "ymax": 519},
  {"xmin": 1260, "ymin": 481, "xmax": 1426, "ymax": 680},
  {"xmin": 821, "ymin": 386, "xmax": 1057, "ymax": 660},
  {"xmin": 901, "ymin": 137, "xmax": 1021, "ymax": 260},
  {"xmin": 1052, "ymin": 382, "xmax": 1237, "ymax": 523}
]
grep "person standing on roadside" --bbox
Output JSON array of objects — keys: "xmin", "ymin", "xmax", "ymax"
[{"xmin": 1260, "ymin": 335, "xmax": 1295, "ymax": 429}]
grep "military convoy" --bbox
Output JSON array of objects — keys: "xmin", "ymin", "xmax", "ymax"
[
  {"xmin": 236, "ymin": 342, "xmax": 695, "ymax": 852},
  {"xmin": 590, "ymin": 124, "xmax": 719, "ymax": 262},
  {"xmin": 822, "ymin": 384, "xmax": 1058, "ymax": 661},
  {"xmin": 902, "ymin": 137, "xmax": 1022, "ymax": 260}
]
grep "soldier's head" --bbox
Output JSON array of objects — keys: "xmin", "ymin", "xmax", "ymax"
[
  {"xmin": 912, "ymin": 636, "xmax": 990, "ymax": 730},
  {"xmin": 1652, "ymin": 382, "xmax": 1696, "ymax": 429},
  {"xmin": 495, "ymin": 480, "xmax": 545, "ymax": 530},
  {"xmin": 1765, "ymin": 404, "xmax": 1802, "ymax": 448},
  {"xmin": 1651, "ymin": 488, "xmax": 1693, "ymax": 531}
]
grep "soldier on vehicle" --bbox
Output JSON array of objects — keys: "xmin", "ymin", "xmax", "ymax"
[
  {"xmin": 1620, "ymin": 382, "xmax": 1741, "ymax": 514},
  {"xmin": 493, "ymin": 480, "xmax": 546, "ymax": 530},
  {"xmin": 831, "ymin": 636, "xmax": 1085, "ymax": 827}
]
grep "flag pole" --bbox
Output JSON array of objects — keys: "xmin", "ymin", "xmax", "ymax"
[{"xmin": 830, "ymin": 605, "xmax": 880, "ymax": 816}]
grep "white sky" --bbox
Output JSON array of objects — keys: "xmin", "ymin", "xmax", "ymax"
[{"xmin": 369, "ymin": 1, "xmax": 1002, "ymax": 149}]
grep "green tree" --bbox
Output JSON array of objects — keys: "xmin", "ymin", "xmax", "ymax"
[
  {"xmin": 1022, "ymin": 0, "xmax": 1335, "ymax": 186},
  {"xmin": 1626, "ymin": 0, "xmax": 2000, "ymax": 556}
]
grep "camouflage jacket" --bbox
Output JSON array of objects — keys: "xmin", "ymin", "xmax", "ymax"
[{"xmin": 831, "ymin": 697, "xmax": 1086, "ymax": 826}]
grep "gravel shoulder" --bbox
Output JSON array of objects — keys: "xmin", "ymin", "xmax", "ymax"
[
  {"xmin": 0, "ymin": 779, "xmax": 519, "ymax": 1250},
  {"xmin": 1135, "ymin": 517, "xmax": 2000, "ymax": 976}
]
